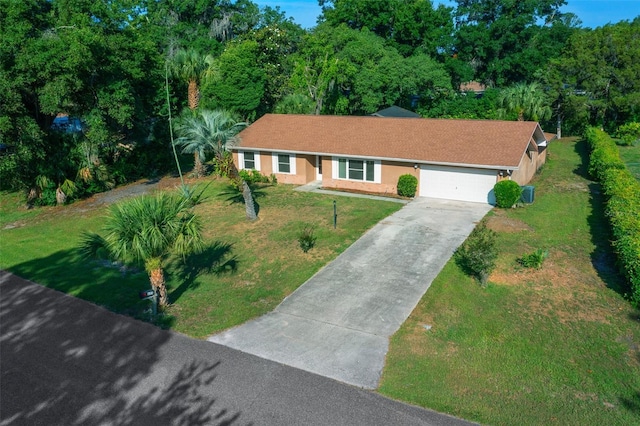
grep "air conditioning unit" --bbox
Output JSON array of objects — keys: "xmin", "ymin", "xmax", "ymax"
[{"xmin": 521, "ymin": 185, "xmax": 535, "ymax": 203}]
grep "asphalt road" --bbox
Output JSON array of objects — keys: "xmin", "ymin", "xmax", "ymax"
[{"xmin": 0, "ymin": 271, "xmax": 476, "ymax": 426}]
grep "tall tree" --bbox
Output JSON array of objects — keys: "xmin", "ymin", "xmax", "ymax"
[
  {"xmin": 169, "ymin": 48, "xmax": 215, "ymax": 112},
  {"xmin": 81, "ymin": 191, "xmax": 205, "ymax": 307},
  {"xmin": 0, "ymin": 0, "xmax": 166, "ymax": 198},
  {"xmin": 453, "ymin": 0, "xmax": 577, "ymax": 86},
  {"xmin": 201, "ymin": 40, "xmax": 265, "ymax": 119},
  {"xmin": 498, "ymin": 83, "xmax": 551, "ymax": 122},
  {"xmin": 319, "ymin": 0, "xmax": 454, "ymax": 57},
  {"xmin": 540, "ymin": 19, "xmax": 640, "ymax": 133}
]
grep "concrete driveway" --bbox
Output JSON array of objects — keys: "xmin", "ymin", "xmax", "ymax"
[{"xmin": 209, "ymin": 197, "xmax": 492, "ymax": 389}]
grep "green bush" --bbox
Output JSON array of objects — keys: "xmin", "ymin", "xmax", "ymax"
[
  {"xmin": 494, "ymin": 180, "xmax": 522, "ymax": 208},
  {"xmin": 585, "ymin": 127, "xmax": 640, "ymax": 307},
  {"xmin": 397, "ymin": 174, "xmax": 418, "ymax": 197},
  {"xmin": 454, "ymin": 220, "xmax": 498, "ymax": 286},
  {"xmin": 616, "ymin": 122, "xmax": 640, "ymax": 146},
  {"xmin": 517, "ymin": 248, "xmax": 548, "ymax": 269},
  {"xmin": 238, "ymin": 169, "xmax": 270, "ymax": 184},
  {"xmin": 298, "ymin": 224, "xmax": 317, "ymax": 253}
]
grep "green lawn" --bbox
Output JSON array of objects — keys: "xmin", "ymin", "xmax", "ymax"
[
  {"xmin": 619, "ymin": 142, "xmax": 640, "ymax": 182},
  {"xmin": 0, "ymin": 180, "xmax": 402, "ymax": 337},
  {"xmin": 380, "ymin": 138, "xmax": 640, "ymax": 425}
]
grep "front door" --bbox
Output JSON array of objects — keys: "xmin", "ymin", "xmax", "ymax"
[{"xmin": 316, "ymin": 156, "xmax": 323, "ymax": 180}]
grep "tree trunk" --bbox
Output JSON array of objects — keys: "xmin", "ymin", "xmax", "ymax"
[
  {"xmin": 193, "ymin": 152, "xmax": 205, "ymax": 178},
  {"xmin": 56, "ymin": 187, "xmax": 67, "ymax": 205},
  {"xmin": 242, "ymin": 180, "xmax": 258, "ymax": 221},
  {"xmin": 188, "ymin": 79, "xmax": 199, "ymax": 111},
  {"xmin": 149, "ymin": 267, "xmax": 169, "ymax": 307}
]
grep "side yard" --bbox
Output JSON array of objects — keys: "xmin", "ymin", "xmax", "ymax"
[
  {"xmin": 380, "ymin": 138, "xmax": 640, "ymax": 425},
  {"xmin": 619, "ymin": 142, "xmax": 640, "ymax": 182},
  {"xmin": 0, "ymin": 180, "xmax": 402, "ymax": 338}
]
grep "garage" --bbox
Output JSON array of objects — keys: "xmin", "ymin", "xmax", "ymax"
[{"xmin": 419, "ymin": 165, "xmax": 497, "ymax": 204}]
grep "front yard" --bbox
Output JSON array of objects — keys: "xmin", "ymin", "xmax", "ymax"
[
  {"xmin": 1, "ymin": 137, "xmax": 638, "ymax": 425},
  {"xmin": 0, "ymin": 180, "xmax": 402, "ymax": 338},
  {"xmin": 380, "ymin": 138, "xmax": 640, "ymax": 425}
]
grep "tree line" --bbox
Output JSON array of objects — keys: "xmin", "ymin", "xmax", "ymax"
[{"xmin": 1, "ymin": 0, "xmax": 638, "ymax": 203}]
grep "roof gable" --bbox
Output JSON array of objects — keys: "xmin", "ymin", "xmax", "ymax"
[{"xmin": 236, "ymin": 114, "xmax": 545, "ymax": 169}]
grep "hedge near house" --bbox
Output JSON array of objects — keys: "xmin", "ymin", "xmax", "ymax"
[{"xmin": 586, "ymin": 127, "xmax": 640, "ymax": 307}]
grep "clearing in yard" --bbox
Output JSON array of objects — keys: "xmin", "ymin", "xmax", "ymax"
[{"xmin": 379, "ymin": 137, "xmax": 640, "ymax": 425}]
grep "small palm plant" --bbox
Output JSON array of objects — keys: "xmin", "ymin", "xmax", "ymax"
[{"xmin": 80, "ymin": 191, "xmax": 204, "ymax": 307}]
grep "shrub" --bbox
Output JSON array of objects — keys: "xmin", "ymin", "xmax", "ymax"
[
  {"xmin": 494, "ymin": 180, "xmax": 522, "ymax": 208},
  {"xmin": 517, "ymin": 248, "xmax": 548, "ymax": 269},
  {"xmin": 238, "ymin": 169, "xmax": 270, "ymax": 185},
  {"xmin": 212, "ymin": 151, "xmax": 235, "ymax": 178},
  {"xmin": 397, "ymin": 174, "xmax": 418, "ymax": 197},
  {"xmin": 616, "ymin": 122, "xmax": 640, "ymax": 146},
  {"xmin": 297, "ymin": 224, "xmax": 317, "ymax": 253},
  {"xmin": 585, "ymin": 127, "xmax": 640, "ymax": 307},
  {"xmin": 454, "ymin": 220, "xmax": 498, "ymax": 286}
]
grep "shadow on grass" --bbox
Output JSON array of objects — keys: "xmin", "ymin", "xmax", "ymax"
[
  {"xmin": 219, "ymin": 183, "xmax": 271, "ymax": 216},
  {"xmin": 573, "ymin": 139, "xmax": 629, "ymax": 297},
  {"xmin": 6, "ymin": 247, "xmax": 149, "ymax": 313},
  {"xmin": 169, "ymin": 241, "xmax": 238, "ymax": 304},
  {"xmin": 0, "ymin": 272, "xmax": 243, "ymax": 425},
  {"xmin": 619, "ymin": 391, "xmax": 640, "ymax": 416}
]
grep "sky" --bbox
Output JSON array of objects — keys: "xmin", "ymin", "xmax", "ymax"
[{"xmin": 255, "ymin": 0, "xmax": 640, "ymax": 30}]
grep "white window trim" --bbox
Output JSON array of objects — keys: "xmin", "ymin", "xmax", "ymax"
[
  {"xmin": 332, "ymin": 157, "xmax": 381, "ymax": 184},
  {"xmin": 238, "ymin": 150, "xmax": 261, "ymax": 171},
  {"xmin": 272, "ymin": 153, "xmax": 296, "ymax": 174}
]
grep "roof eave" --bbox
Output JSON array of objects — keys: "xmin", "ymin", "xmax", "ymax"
[{"xmin": 234, "ymin": 147, "xmax": 520, "ymax": 171}]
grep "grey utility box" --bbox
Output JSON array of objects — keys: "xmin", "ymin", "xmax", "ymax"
[{"xmin": 521, "ymin": 185, "xmax": 535, "ymax": 203}]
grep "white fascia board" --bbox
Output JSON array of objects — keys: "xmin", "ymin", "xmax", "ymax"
[{"xmin": 241, "ymin": 148, "xmax": 518, "ymax": 171}]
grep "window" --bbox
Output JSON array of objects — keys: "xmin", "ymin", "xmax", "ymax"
[
  {"xmin": 335, "ymin": 157, "xmax": 378, "ymax": 182},
  {"xmin": 239, "ymin": 151, "xmax": 260, "ymax": 171},
  {"xmin": 272, "ymin": 153, "xmax": 296, "ymax": 174},
  {"xmin": 244, "ymin": 152, "xmax": 255, "ymax": 169},
  {"xmin": 278, "ymin": 154, "xmax": 290, "ymax": 173}
]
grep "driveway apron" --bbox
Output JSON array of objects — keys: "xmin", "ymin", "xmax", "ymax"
[{"xmin": 209, "ymin": 197, "xmax": 492, "ymax": 389}]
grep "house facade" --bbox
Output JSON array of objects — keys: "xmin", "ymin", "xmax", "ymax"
[{"xmin": 232, "ymin": 114, "xmax": 550, "ymax": 204}]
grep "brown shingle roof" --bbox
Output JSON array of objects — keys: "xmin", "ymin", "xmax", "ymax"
[{"xmin": 236, "ymin": 114, "xmax": 545, "ymax": 169}]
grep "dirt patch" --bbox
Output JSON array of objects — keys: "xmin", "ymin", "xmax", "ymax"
[
  {"xmin": 490, "ymin": 250, "xmax": 615, "ymax": 324},
  {"xmin": 485, "ymin": 209, "xmax": 533, "ymax": 233},
  {"xmin": 552, "ymin": 181, "xmax": 590, "ymax": 193}
]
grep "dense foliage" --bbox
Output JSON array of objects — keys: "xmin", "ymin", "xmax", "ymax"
[
  {"xmin": 1, "ymin": 0, "xmax": 639, "ymax": 203},
  {"xmin": 585, "ymin": 127, "xmax": 640, "ymax": 307}
]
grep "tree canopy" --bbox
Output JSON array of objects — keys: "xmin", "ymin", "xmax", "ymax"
[{"xmin": 2, "ymin": 0, "xmax": 638, "ymax": 200}]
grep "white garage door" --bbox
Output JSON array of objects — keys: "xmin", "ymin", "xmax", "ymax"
[{"xmin": 419, "ymin": 165, "xmax": 497, "ymax": 204}]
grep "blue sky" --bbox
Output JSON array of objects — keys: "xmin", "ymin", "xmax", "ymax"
[{"xmin": 255, "ymin": 0, "xmax": 640, "ymax": 30}]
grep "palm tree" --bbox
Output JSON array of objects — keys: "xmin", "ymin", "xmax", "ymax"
[
  {"xmin": 175, "ymin": 109, "xmax": 257, "ymax": 220},
  {"xmin": 498, "ymin": 83, "xmax": 552, "ymax": 122},
  {"xmin": 169, "ymin": 48, "xmax": 215, "ymax": 111},
  {"xmin": 175, "ymin": 110, "xmax": 246, "ymax": 178},
  {"xmin": 274, "ymin": 93, "xmax": 315, "ymax": 114},
  {"xmin": 168, "ymin": 49, "xmax": 216, "ymax": 177},
  {"xmin": 81, "ymin": 191, "xmax": 204, "ymax": 307}
]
